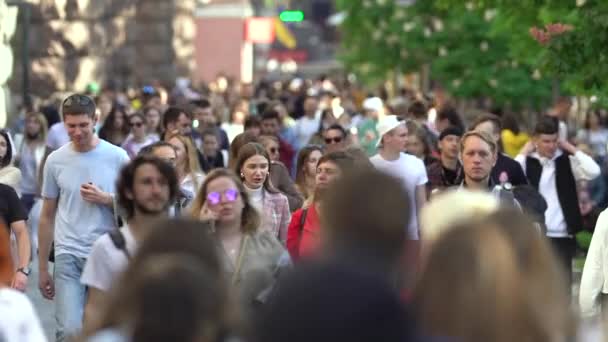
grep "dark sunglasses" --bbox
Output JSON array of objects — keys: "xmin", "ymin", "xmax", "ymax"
[
  {"xmin": 130, "ymin": 122, "xmax": 144, "ymax": 127},
  {"xmin": 63, "ymin": 94, "xmax": 92, "ymax": 107},
  {"xmin": 269, "ymin": 147, "xmax": 279, "ymax": 154},
  {"xmin": 324, "ymin": 137, "xmax": 343, "ymax": 144},
  {"xmin": 207, "ymin": 189, "xmax": 239, "ymax": 205}
]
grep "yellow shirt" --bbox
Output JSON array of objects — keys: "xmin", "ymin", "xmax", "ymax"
[{"xmin": 501, "ymin": 129, "xmax": 530, "ymax": 158}]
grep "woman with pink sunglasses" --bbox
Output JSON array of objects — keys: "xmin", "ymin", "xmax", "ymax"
[{"xmin": 190, "ymin": 169, "xmax": 289, "ymax": 312}]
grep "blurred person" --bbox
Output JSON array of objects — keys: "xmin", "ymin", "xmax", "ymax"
[
  {"xmin": 259, "ymin": 135, "xmax": 280, "ymax": 163},
  {"xmin": 426, "ymin": 126, "xmax": 464, "ymax": 194},
  {"xmin": 308, "ymin": 109, "xmax": 338, "ymax": 146},
  {"xmin": 142, "ymin": 106, "xmax": 162, "ymax": 140},
  {"xmin": 0, "ymin": 221, "xmax": 47, "ymax": 342},
  {"xmin": 221, "ymin": 106, "xmax": 246, "ymax": 143},
  {"xmin": 260, "ymin": 109, "xmax": 295, "ymax": 171},
  {"xmin": 82, "ymin": 218, "xmax": 231, "ymax": 340},
  {"xmin": 576, "ymin": 109, "xmax": 608, "ymax": 162},
  {"xmin": 46, "ymin": 114, "xmax": 70, "ymax": 152},
  {"xmin": 435, "ymin": 106, "xmax": 465, "ymax": 133},
  {"xmin": 271, "ymin": 101, "xmax": 298, "ymax": 148},
  {"xmin": 408, "ymin": 100, "xmax": 438, "ymax": 153},
  {"xmin": 287, "ymin": 152, "xmax": 355, "ymax": 260},
  {"xmin": 166, "ymin": 133, "xmax": 204, "ymax": 205},
  {"xmin": 577, "ymin": 143, "xmax": 607, "ymax": 209},
  {"xmin": 191, "ymin": 169, "xmax": 289, "ymax": 310},
  {"xmin": 121, "ymin": 112, "xmax": 159, "ymax": 159},
  {"xmin": 501, "ymin": 113, "xmax": 529, "ymax": 158},
  {"xmin": 161, "ymin": 106, "xmax": 192, "ymax": 140},
  {"xmin": 414, "ymin": 211, "xmax": 571, "ymax": 342},
  {"xmin": 244, "ymin": 115, "xmax": 261, "ymax": 137},
  {"xmin": 294, "ymin": 145, "xmax": 323, "ymax": 201},
  {"xmin": 547, "ymin": 96, "xmax": 572, "ymax": 141},
  {"xmin": 13, "ymin": 112, "xmax": 48, "ymax": 212},
  {"xmin": 406, "ymin": 123, "xmax": 436, "ymax": 166},
  {"xmin": 0, "ymin": 129, "xmax": 21, "ymax": 191},
  {"xmin": 98, "ymin": 105, "xmax": 130, "ymax": 146},
  {"xmin": 294, "ymin": 95, "xmax": 321, "ymax": 149},
  {"xmin": 191, "ymin": 99, "xmax": 229, "ymax": 151},
  {"xmin": 470, "ymin": 113, "xmax": 528, "ymax": 186},
  {"xmin": 95, "ymin": 94, "xmax": 113, "ymax": 124},
  {"xmin": 138, "ymin": 141, "xmax": 177, "ymax": 167},
  {"xmin": 357, "ymin": 97, "xmax": 383, "ymax": 156},
  {"xmin": 580, "ymin": 208, "xmax": 608, "ymax": 318},
  {"xmin": 233, "ymin": 143, "xmax": 290, "ymax": 243},
  {"xmin": 0, "ymin": 183, "xmax": 31, "ymax": 292},
  {"xmin": 81, "ymin": 156, "xmax": 178, "ymax": 326},
  {"xmin": 371, "ymin": 116, "xmax": 427, "ymax": 240},
  {"xmin": 38, "ymin": 94, "xmax": 130, "ymax": 342},
  {"xmin": 322, "ymin": 123, "xmax": 348, "ymax": 153},
  {"xmin": 516, "ymin": 115, "xmax": 600, "ymax": 283},
  {"xmin": 200, "ymin": 129, "xmax": 225, "ymax": 171},
  {"xmin": 85, "ymin": 256, "xmax": 232, "ymax": 342}
]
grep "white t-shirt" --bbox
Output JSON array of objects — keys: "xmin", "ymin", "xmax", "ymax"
[
  {"xmin": 370, "ymin": 153, "xmax": 428, "ymax": 240},
  {"xmin": 46, "ymin": 122, "xmax": 69, "ymax": 150},
  {"xmin": 0, "ymin": 288, "xmax": 47, "ymax": 342},
  {"xmin": 81, "ymin": 225, "xmax": 137, "ymax": 291}
]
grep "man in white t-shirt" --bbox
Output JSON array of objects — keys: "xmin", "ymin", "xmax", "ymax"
[
  {"xmin": 370, "ymin": 115, "xmax": 428, "ymax": 239},
  {"xmin": 81, "ymin": 155, "xmax": 178, "ymax": 327},
  {"xmin": 294, "ymin": 95, "xmax": 321, "ymax": 149}
]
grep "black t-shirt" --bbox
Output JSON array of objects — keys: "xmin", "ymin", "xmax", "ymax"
[
  {"xmin": 491, "ymin": 153, "xmax": 528, "ymax": 186},
  {"xmin": 443, "ymin": 166, "xmax": 458, "ymax": 185},
  {"xmin": 0, "ymin": 183, "xmax": 27, "ymax": 229}
]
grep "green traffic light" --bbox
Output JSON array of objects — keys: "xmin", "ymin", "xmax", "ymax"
[{"xmin": 280, "ymin": 10, "xmax": 304, "ymax": 22}]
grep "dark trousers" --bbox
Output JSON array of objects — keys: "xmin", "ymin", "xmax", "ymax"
[{"xmin": 549, "ymin": 237, "xmax": 575, "ymax": 286}]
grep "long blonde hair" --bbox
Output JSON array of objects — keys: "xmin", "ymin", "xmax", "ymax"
[{"xmin": 166, "ymin": 133, "xmax": 203, "ymax": 187}]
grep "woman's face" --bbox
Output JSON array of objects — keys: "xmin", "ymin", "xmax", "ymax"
[
  {"xmin": 168, "ymin": 137, "xmax": 187, "ymax": 171},
  {"xmin": 114, "ymin": 111, "xmax": 126, "ymax": 129},
  {"xmin": 407, "ymin": 134, "xmax": 425, "ymax": 159},
  {"xmin": 232, "ymin": 111, "xmax": 246, "ymax": 125},
  {"xmin": 305, "ymin": 150, "xmax": 322, "ymax": 178},
  {"xmin": 263, "ymin": 139, "xmax": 280, "ymax": 162},
  {"xmin": 315, "ymin": 160, "xmax": 341, "ymax": 190},
  {"xmin": 0, "ymin": 135, "xmax": 7, "ymax": 160},
  {"xmin": 130, "ymin": 116, "xmax": 147, "ymax": 140},
  {"xmin": 241, "ymin": 154, "xmax": 269, "ymax": 189},
  {"xmin": 205, "ymin": 176, "xmax": 244, "ymax": 223},
  {"xmin": 25, "ymin": 116, "xmax": 42, "ymax": 137},
  {"xmin": 146, "ymin": 109, "xmax": 161, "ymax": 131}
]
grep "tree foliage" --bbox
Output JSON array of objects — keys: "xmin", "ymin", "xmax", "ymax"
[{"xmin": 336, "ymin": 0, "xmax": 554, "ymax": 108}]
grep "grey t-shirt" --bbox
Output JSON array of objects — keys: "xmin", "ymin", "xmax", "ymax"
[
  {"xmin": 42, "ymin": 140, "xmax": 129, "ymax": 258},
  {"xmin": 81, "ymin": 225, "xmax": 136, "ymax": 291}
]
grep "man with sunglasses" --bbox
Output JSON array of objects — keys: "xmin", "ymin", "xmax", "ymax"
[
  {"xmin": 323, "ymin": 124, "xmax": 348, "ymax": 153},
  {"xmin": 38, "ymin": 94, "xmax": 130, "ymax": 342},
  {"xmin": 261, "ymin": 108, "xmax": 295, "ymax": 172},
  {"xmin": 81, "ymin": 155, "xmax": 178, "ymax": 328}
]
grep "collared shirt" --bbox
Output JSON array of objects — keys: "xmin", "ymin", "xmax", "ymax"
[{"xmin": 516, "ymin": 150, "xmax": 600, "ymax": 237}]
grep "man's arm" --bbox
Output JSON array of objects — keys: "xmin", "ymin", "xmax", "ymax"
[
  {"xmin": 10, "ymin": 220, "xmax": 30, "ymax": 291},
  {"xmin": 38, "ymin": 197, "xmax": 57, "ymax": 299}
]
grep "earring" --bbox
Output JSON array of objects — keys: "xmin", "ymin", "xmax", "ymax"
[{"xmin": 240, "ymin": 173, "xmax": 244, "ymax": 178}]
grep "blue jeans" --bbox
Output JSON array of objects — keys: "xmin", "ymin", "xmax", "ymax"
[{"xmin": 54, "ymin": 253, "xmax": 87, "ymax": 342}]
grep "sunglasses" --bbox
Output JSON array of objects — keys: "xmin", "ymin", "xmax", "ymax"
[
  {"xmin": 269, "ymin": 147, "xmax": 279, "ymax": 154},
  {"xmin": 324, "ymin": 137, "xmax": 343, "ymax": 144},
  {"xmin": 63, "ymin": 94, "xmax": 92, "ymax": 107},
  {"xmin": 207, "ymin": 189, "xmax": 239, "ymax": 205},
  {"xmin": 130, "ymin": 122, "xmax": 144, "ymax": 127}
]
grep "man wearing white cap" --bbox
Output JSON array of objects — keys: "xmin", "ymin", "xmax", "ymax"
[{"xmin": 370, "ymin": 115, "xmax": 428, "ymax": 239}]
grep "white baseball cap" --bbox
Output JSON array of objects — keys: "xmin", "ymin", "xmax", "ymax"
[{"xmin": 376, "ymin": 115, "xmax": 405, "ymax": 147}]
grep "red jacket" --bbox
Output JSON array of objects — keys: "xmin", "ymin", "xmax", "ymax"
[
  {"xmin": 278, "ymin": 137, "xmax": 295, "ymax": 172},
  {"xmin": 286, "ymin": 205, "xmax": 321, "ymax": 260}
]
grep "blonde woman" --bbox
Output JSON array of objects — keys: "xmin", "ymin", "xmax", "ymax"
[{"xmin": 166, "ymin": 133, "xmax": 205, "ymax": 209}]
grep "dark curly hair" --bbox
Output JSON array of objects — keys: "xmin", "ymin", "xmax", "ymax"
[{"xmin": 116, "ymin": 155, "xmax": 179, "ymax": 219}]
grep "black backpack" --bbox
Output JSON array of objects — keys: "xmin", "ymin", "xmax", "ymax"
[{"xmin": 108, "ymin": 229, "xmax": 131, "ymax": 259}]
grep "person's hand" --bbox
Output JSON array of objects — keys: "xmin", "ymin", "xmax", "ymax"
[
  {"xmin": 520, "ymin": 141, "xmax": 535, "ymax": 156},
  {"xmin": 199, "ymin": 203, "xmax": 218, "ymax": 222},
  {"xmin": 80, "ymin": 183, "xmax": 112, "ymax": 206},
  {"xmin": 38, "ymin": 270, "xmax": 55, "ymax": 300},
  {"xmin": 558, "ymin": 140, "xmax": 578, "ymax": 155},
  {"xmin": 11, "ymin": 272, "xmax": 27, "ymax": 292}
]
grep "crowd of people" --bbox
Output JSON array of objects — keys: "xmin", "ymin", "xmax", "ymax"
[{"xmin": 1, "ymin": 76, "xmax": 608, "ymax": 341}]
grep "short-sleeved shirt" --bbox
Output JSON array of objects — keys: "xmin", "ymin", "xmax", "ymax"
[
  {"xmin": 45, "ymin": 122, "xmax": 69, "ymax": 150},
  {"xmin": 42, "ymin": 140, "xmax": 130, "ymax": 258},
  {"xmin": 0, "ymin": 183, "xmax": 27, "ymax": 230},
  {"xmin": 370, "ymin": 153, "xmax": 428, "ymax": 240},
  {"xmin": 81, "ymin": 225, "xmax": 136, "ymax": 291}
]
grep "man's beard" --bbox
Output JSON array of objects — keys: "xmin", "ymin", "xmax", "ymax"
[
  {"xmin": 134, "ymin": 200, "xmax": 168, "ymax": 216},
  {"xmin": 26, "ymin": 132, "xmax": 40, "ymax": 140}
]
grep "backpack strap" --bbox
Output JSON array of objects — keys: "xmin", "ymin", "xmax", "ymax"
[{"xmin": 108, "ymin": 229, "xmax": 131, "ymax": 260}]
